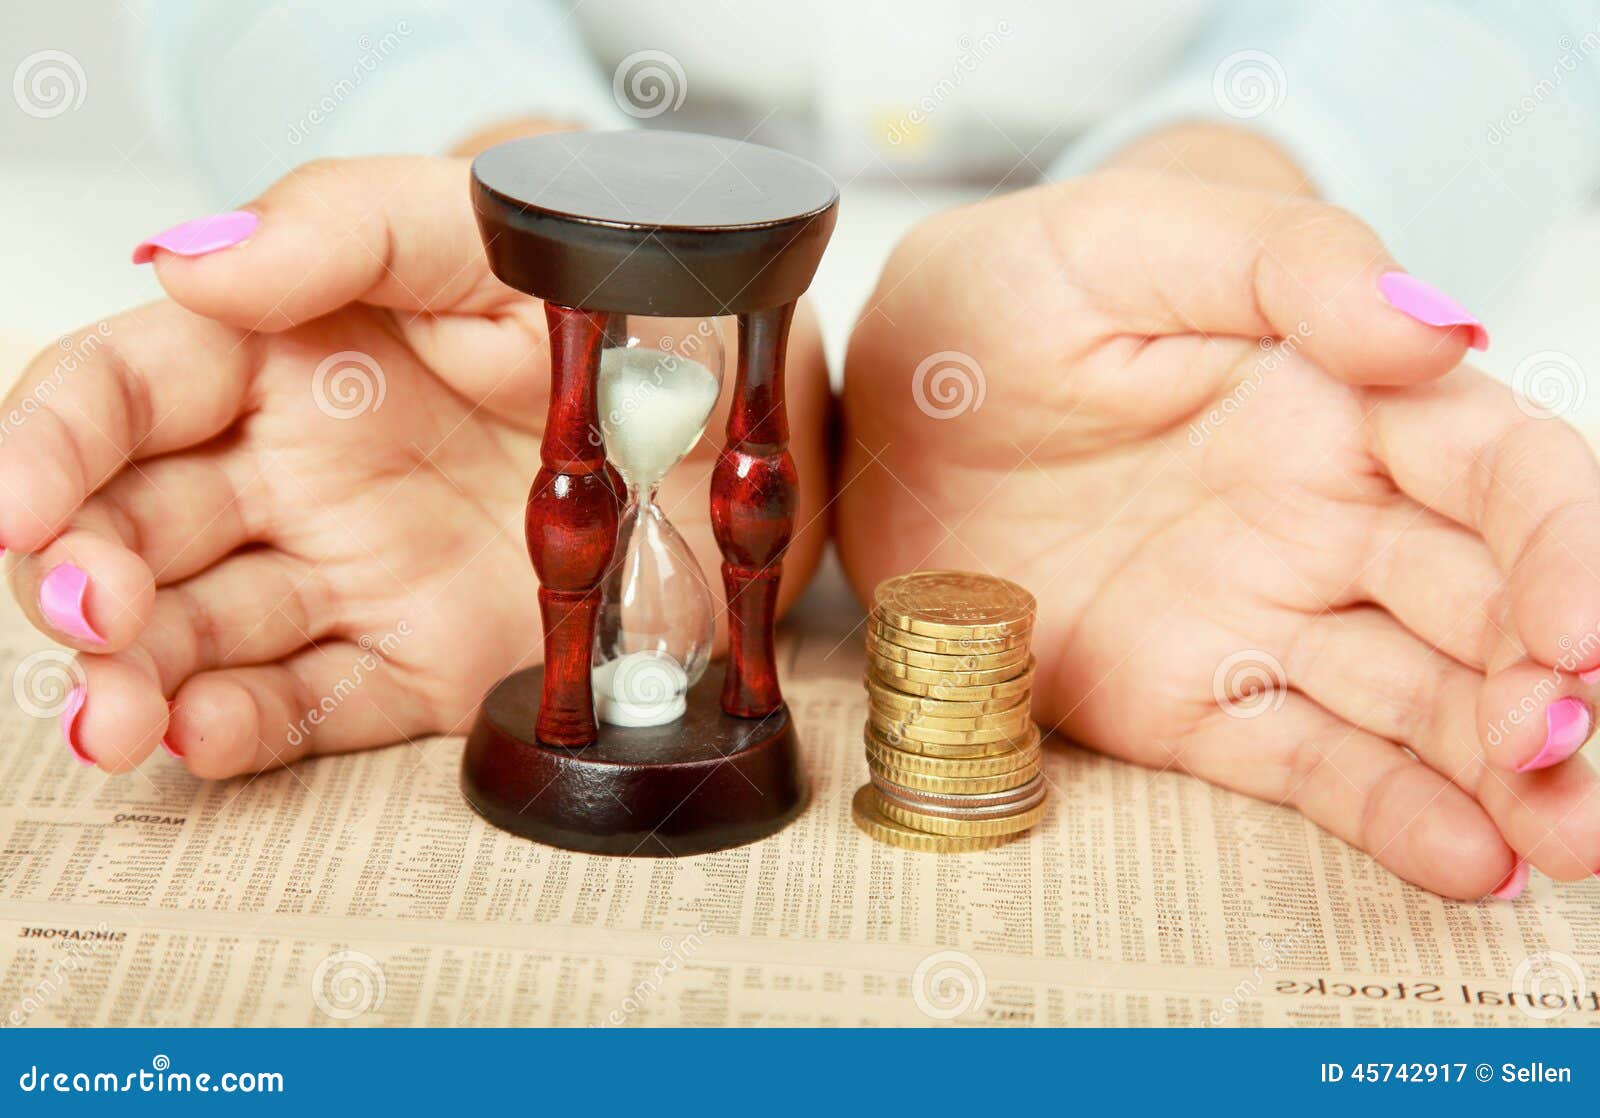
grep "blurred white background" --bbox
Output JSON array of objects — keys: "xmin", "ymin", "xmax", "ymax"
[{"xmin": 2, "ymin": 0, "xmax": 1598, "ymax": 434}]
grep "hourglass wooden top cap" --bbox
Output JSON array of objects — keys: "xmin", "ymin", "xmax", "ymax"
[{"xmin": 471, "ymin": 130, "xmax": 839, "ymax": 316}]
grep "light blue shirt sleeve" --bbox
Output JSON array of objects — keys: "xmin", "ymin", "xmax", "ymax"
[
  {"xmin": 1049, "ymin": 0, "xmax": 1600, "ymax": 309},
  {"xmin": 129, "ymin": 0, "xmax": 629, "ymax": 204}
]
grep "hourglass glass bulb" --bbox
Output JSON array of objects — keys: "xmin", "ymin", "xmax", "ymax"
[{"xmin": 592, "ymin": 316, "xmax": 725, "ymax": 727}]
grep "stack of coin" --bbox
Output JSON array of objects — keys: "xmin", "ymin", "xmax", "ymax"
[{"xmin": 852, "ymin": 571, "xmax": 1046, "ymax": 852}]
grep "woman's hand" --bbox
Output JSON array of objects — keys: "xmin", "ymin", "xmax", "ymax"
[
  {"xmin": 6, "ymin": 155, "xmax": 829, "ymax": 777},
  {"xmin": 838, "ymin": 127, "xmax": 1599, "ymax": 899}
]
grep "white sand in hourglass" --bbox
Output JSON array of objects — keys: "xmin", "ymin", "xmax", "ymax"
[{"xmin": 592, "ymin": 346, "xmax": 722, "ymax": 727}]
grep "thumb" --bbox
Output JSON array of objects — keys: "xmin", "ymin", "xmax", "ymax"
[
  {"xmin": 1035, "ymin": 171, "xmax": 1488, "ymax": 386},
  {"xmin": 133, "ymin": 156, "xmax": 518, "ymax": 331}
]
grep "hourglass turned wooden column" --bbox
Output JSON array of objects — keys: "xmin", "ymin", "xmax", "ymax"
[
  {"xmin": 714, "ymin": 304, "xmax": 797, "ymax": 718},
  {"xmin": 459, "ymin": 130, "xmax": 838, "ymax": 856}
]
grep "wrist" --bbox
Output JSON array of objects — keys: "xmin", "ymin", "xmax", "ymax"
[
  {"xmin": 1101, "ymin": 123, "xmax": 1314, "ymax": 197},
  {"xmin": 448, "ymin": 116, "xmax": 587, "ymax": 158}
]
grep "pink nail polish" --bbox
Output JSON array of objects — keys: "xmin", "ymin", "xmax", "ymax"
[
  {"xmin": 1489, "ymin": 860, "xmax": 1529, "ymax": 901},
  {"xmin": 61, "ymin": 684, "xmax": 94, "ymax": 766},
  {"xmin": 1519, "ymin": 697, "xmax": 1591, "ymax": 772},
  {"xmin": 1378, "ymin": 272, "xmax": 1489, "ymax": 350},
  {"xmin": 162, "ymin": 700, "xmax": 183, "ymax": 758},
  {"xmin": 132, "ymin": 210, "xmax": 259, "ymax": 265},
  {"xmin": 39, "ymin": 563, "xmax": 106, "ymax": 645}
]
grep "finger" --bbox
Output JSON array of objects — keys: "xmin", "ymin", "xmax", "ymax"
[
  {"xmin": 1356, "ymin": 500, "xmax": 1501, "ymax": 670},
  {"xmin": 1286, "ymin": 606, "xmax": 1478, "ymax": 751},
  {"xmin": 142, "ymin": 156, "xmax": 517, "ymax": 332},
  {"xmin": 172, "ymin": 643, "xmax": 426, "ymax": 778},
  {"xmin": 73, "ymin": 450, "xmax": 259, "ymax": 584},
  {"xmin": 10, "ymin": 528, "xmax": 155, "ymax": 650},
  {"xmin": 0, "ymin": 306, "xmax": 253, "ymax": 552},
  {"xmin": 57, "ymin": 653, "xmax": 170, "ymax": 772},
  {"xmin": 1286, "ymin": 604, "xmax": 1600, "ymax": 880},
  {"xmin": 1363, "ymin": 369, "xmax": 1600, "ymax": 670},
  {"xmin": 1179, "ymin": 693, "xmax": 1510, "ymax": 899},
  {"xmin": 1027, "ymin": 171, "xmax": 1483, "ymax": 383},
  {"xmin": 140, "ymin": 550, "xmax": 335, "ymax": 696}
]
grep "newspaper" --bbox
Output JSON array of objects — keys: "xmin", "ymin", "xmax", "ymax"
[{"xmin": 0, "ymin": 568, "xmax": 1595, "ymax": 1029}]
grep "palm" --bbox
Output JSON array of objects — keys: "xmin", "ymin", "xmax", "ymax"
[{"xmin": 841, "ymin": 175, "xmax": 1600, "ymax": 897}]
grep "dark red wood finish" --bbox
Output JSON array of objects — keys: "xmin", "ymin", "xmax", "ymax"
[
  {"xmin": 712, "ymin": 302, "xmax": 798, "ymax": 718},
  {"xmin": 526, "ymin": 303, "xmax": 618, "ymax": 747},
  {"xmin": 462, "ymin": 666, "xmax": 804, "ymax": 856}
]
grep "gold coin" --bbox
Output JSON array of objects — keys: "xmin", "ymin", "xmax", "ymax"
[
  {"xmin": 869, "ymin": 613, "xmax": 1031, "ymax": 656},
  {"xmin": 866, "ymin": 632, "xmax": 1030, "ymax": 673},
  {"xmin": 867, "ymin": 662, "xmax": 1034, "ymax": 701},
  {"xmin": 869, "ymin": 760, "xmax": 1042, "ymax": 795},
  {"xmin": 865, "ymin": 676, "xmax": 1029, "ymax": 717},
  {"xmin": 872, "ymin": 571, "xmax": 1036, "ymax": 639},
  {"xmin": 872, "ymin": 656, "xmax": 1026, "ymax": 688},
  {"xmin": 867, "ymin": 708, "xmax": 1029, "ymax": 745},
  {"xmin": 871, "ymin": 787, "xmax": 1047, "ymax": 837},
  {"xmin": 864, "ymin": 702, "xmax": 1032, "ymax": 734},
  {"xmin": 875, "ymin": 771, "xmax": 1046, "ymax": 812},
  {"xmin": 850, "ymin": 786, "xmax": 1012, "ymax": 853},
  {"xmin": 864, "ymin": 722, "xmax": 1022, "ymax": 757},
  {"xmin": 866, "ymin": 739, "xmax": 1041, "ymax": 777}
]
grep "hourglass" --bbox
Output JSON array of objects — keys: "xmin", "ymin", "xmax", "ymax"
[{"xmin": 460, "ymin": 130, "xmax": 839, "ymax": 856}]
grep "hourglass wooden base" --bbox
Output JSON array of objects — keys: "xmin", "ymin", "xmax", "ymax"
[{"xmin": 462, "ymin": 666, "xmax": 805, "ymax": 856}]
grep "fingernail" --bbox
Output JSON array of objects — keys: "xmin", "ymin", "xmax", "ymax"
[
  {"xmin": 1581, "ymin": 667, "xmax": 1600, "ymax": 685},
  {"xmin": 1378, "ymin": 272, "xmax": 1489, "ymax": 350},
  {"xmin": 132, "ymin": 210, "xmax": 259, "ymax": 265},
  {"xmin": 61, "ymin": 684, "xmax": 94, "ymax": 766},
  {"xmin": 162, "ymin": 700, "xmax": 183, "ymax": 758},
  {"xmin": 39, "ymin": 563, "xmax": 106, "ymax": 645},
  {"xmin": 1519, "ymin": 697, "xmax": 1591, "ymax": 772},
  {"xmin": 1489, "ymin": 860, "xmax": 1529, "ymax": 901}
]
